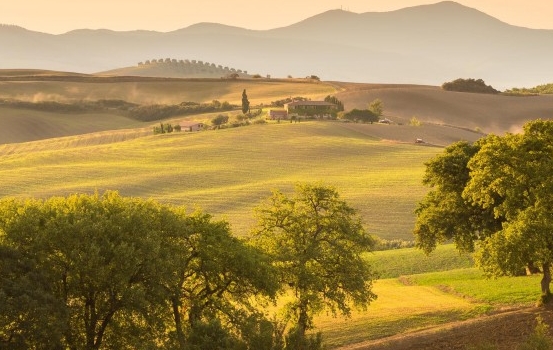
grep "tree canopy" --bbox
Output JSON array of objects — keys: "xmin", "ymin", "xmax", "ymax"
[
  {"xmin": 368, "ymin": 99, "xmax": 383, "ymax": 117},
  {"xmin": 0, "ymin": 191, "xmax": 278, "ymax": 349},
  {"xmin": 441, "ymin": 78, "xmax": 500, "ymax": 94},
  {"xmin": 241, "ymin": 89, "xmax": 250, "ymax": 114},
  {"xmin": 414, "ymin": 120, "xmax": 553, "ymax": 299},
  {"xmin": 340, "ymin": 108, "xmax": 379, "ymax": 123},
  {"xmin": 250, "ymin": 183, "xmax": 377, "ymax": 347}
]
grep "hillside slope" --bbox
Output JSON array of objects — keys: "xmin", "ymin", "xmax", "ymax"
[
  {"xmin": 333, "ymin": 82, "xmax": 553, "ymax": 135},
  {"xmin": 0, "ymin": 122, "xmax": 442, "ymax": 240},
  {"xmin": 1, "ymin": 73, "xmax": 550, "ymax": 144}
]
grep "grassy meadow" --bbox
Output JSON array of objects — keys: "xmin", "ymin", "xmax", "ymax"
[
  {"xmin": 0, "ymin": 120, "xmax": 440, "ymax": 239},
  {"xmin": 316, "ymin": 245, "xmax": 542, "ymax": 348}
]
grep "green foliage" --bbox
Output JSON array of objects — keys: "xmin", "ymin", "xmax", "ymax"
[
  {"xmin": 409, "ymin": 116, "xmax": 422, "ymax": 126},
  {"xmin": 251, "ymin": 183, "xmax": 377, "ymax": 342},
  {"xmin": 153, "ymin": 122, "xmax": 179, "ymax": 134},
  {"xmin": 340, "ymin": 108, "xmax": 378, "ymax": 123},
  {"xmin": 284, "ymin": 328, "xmax": 323, "ymax": 350},
  {"xmin": 130, "ymin": 100, "xmax": 233, "ymax": 122},
  {"xmin": 271, "ymin": 96, "xmax": 309, "ymax": 107},
  {"xmin": 241, "ymin": 89, "xmax": 250, "ymax": 114},
  {"xmin": 368, "ymin": 98, "xmax": 384, "ymax": 117},
  {"xmin": 442, "ymin": 78, "xmax": 500, "ymax": 94},
  {"xmin": 211, "ymin": 114, "xmax": 229, "ymax": 127},
  {"xmin": 415, "ymin": 120, "xmax": 553, "ymax": 296},
  {"xmin": 505, "ymin": 83, "xmax": 553, "ymax": 95},
  {"xmin": 324, "ymin": 95, "xmax": 344, "ymax": 111},
  {"xmin": 0, "ymin": 192, "xmax": 278, "ymax": 349}
]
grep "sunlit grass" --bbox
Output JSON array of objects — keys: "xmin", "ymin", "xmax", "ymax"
[
  {"xmin": 315, "ymin": 278, "xmax": 486, "ymax": 348},
  {"xmin": 366, "ymin": 244, "xmax": 474, "ymax": 279},
  {"xmin": 0, "ymin": 79, "xmax": 336, "ymax": 105},
  {"xmin": 409, "ymin": 268, "xmax": 542, "ymax": 306},
  {"xmin": 0, "ymin": 121, "xmax": 440, "ymax": 239}
]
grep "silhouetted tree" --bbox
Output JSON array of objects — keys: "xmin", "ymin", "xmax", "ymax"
[{"xmin": 242, "ymin": 89, "xmax": 250, "ymax": 114}]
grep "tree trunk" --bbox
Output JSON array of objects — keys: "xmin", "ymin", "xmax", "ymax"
[
  {"xmin": 541, "ymin": 263, "xmax": 552, "ymax": 300},
  {"xmin": 172, "ymin": 297, "xmax": 186, "ymax": 348}
]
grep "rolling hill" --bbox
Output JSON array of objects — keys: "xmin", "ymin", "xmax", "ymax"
[
  {"xmin": 1, "ymin": 72, "xmax": 551, "ymax": 144},
  {"xmin": 1, "ymin": 2, "xmax": 553, "ymax": 88},
  {"xmin": 0, "ymin": 72, "xmax": 551, "ymax": 240}
]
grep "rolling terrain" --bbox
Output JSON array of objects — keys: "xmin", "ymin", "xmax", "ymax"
[
  {"xmin": 1, "ymin": 72, "xmax": 553, "ymax": 348},
  {"xmin": 1, "ymin": 72, "xmax": 551, "ymax": 239}
]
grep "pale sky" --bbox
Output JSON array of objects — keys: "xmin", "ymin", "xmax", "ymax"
[{"xmin": 2, "ymin": 0, "xmax": 552, "ymax": 34}]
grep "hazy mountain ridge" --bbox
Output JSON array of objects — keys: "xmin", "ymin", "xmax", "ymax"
[{"xmin": 1, "ymin": 1, "xmax": 552, "ymax": 88}]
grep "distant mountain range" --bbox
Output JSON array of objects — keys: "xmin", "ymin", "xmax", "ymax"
[{"xmin": 2, "ymin": 1, "xmax": 552, "ymax": 89}]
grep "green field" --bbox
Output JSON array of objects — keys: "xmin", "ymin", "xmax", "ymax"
[
  {"xmin": 0, "ymin": 121, "xmax": 439, "ymax": 239},
  {"xmin": 315, "ymin": 245, "xmax": 542, "ymax": 348}
]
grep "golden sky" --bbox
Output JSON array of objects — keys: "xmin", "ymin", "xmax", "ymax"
[{"xmin": 2, "ymin": 0, "xmax": 552, "ymax": 34}]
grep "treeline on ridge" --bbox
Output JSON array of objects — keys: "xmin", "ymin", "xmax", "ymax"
[
  {"xmin": 0, "ymin": 98, "xmax": 235, "ymax": 122},
  {"xmin": 441, "ymin": 78, "xmax": 500, "ymax": 94},
  {"xmin": 128, "ymin": 100, "xmax": 233, "ymax": 121},
  {"xmin": 137, "ymin": 58, "xmax": 251, "ymax": 78}
]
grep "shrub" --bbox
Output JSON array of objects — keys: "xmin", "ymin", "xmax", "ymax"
[
  {"xmin": 442, "ymin": 78, "xmax": 500, "ymax": 94},
  {"xmin": 410, "ymin": 117, "xmax": 422, "ymax": 126}
]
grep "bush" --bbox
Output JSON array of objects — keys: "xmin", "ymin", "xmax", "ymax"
[
  {"xmin": 285, "ymin": 328, "xmax": 323, "ymax": 350},
  {"xmin": 410, "ymin": 117, "xmax": 422, "ymax": 126},
  {"xmin": 340, "ymin": 109, "xmax": 378, "ymax": 123},
  {"xmin": 442, "ymin": 78, "xmax": 500, "ymax": 94}
]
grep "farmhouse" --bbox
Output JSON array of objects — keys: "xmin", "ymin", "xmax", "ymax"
[
  {"xmin": 284, "ymin": 100, "xmax": 337, "ymax": 118},
  {"xmin": 268, "ymin": 109, "xmax": 288, "ymax": 120},
  {"xmin": 179, "ymin": 121, "xmax": 205, "ymax": 132}
]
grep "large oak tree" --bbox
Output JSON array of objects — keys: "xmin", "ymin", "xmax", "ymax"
[
  {"xmin": 251, "ymin": 183, "xmax": 377, "ymax": 347},
  {"xmin": 0, "ymin": 191, "xmax": 278, "ymax": 349},
  {"xmin": 415, "ymin": 120, "xmax": 553, "ymax": 299}
]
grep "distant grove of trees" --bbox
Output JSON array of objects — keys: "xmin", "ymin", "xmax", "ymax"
[
  {"xmin": 0, "ymin": 98, "xmax": 234, "ymax": 122},
  {"xmin": 129, "ymin": 100, "xmax": 233, "ymax": 122},
  {"xmin": 505, "ymin": 83, "xmax": 553, "ymax": 95},
  {"xmin": 324, "ymin": 95, "xmax": 344, "ymax": 111},
  {"xmin": 441, "ymin": 78, "xmax": 500, "ymax": 94},
  {"xmin": 153, "ymin": 122, "xmax": 182, "ymax": 134},
  {"xmin": 137, "ymin": 58, "xmax": 249, "ymax": 77},
  {"xmin": 271, "ymin": 96, "xmax": 309, "ymax": 107},
  {"xmin": 340, "ymin": 109, "xmax": 379, "ymax": 123}
]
